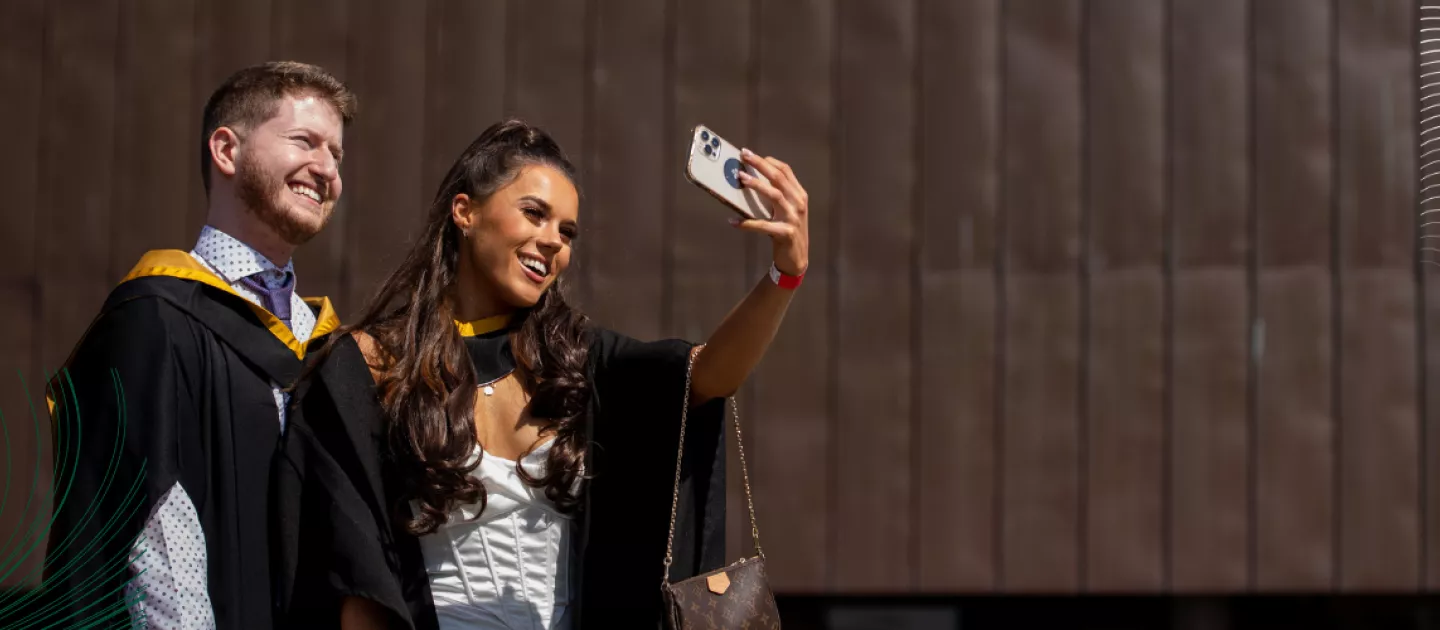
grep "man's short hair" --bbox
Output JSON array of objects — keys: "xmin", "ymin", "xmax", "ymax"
[{"xmin": 199, "ymin": 61, "xmax": 358, "ymax": 194}]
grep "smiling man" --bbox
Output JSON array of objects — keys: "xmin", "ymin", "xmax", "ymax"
[{"xmin": 42, "ymin": 61, "xmax": 355, "ymax": 629}]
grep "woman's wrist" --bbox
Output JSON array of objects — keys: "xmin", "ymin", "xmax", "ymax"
[{"xmin": 768, "ymin": 261, "xmax": 804, "ymax": 289}]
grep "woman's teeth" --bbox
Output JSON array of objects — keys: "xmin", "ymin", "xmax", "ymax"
[{"xmin": 520, "ymin": 257, "xmax": 548, "ymax": 276}]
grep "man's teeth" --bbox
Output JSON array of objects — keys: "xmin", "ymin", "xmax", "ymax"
[
  {"xmin": 520, "ymin": 258, "xmax": 548, "ymax": 276},
  {"xmin": 290, "ymin": 185, "xmax": 321, "ymax": 203}
]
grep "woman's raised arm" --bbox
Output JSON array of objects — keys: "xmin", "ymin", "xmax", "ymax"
[{"xmin": 688, "ymin": 148, "xmax": 810, "ymax": 404}]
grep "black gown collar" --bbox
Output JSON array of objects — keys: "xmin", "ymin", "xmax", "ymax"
[{"xmin": 455, "ymin": 315, "xmax": 516, "ymax": 385}]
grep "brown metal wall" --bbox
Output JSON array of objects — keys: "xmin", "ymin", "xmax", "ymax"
[{"xmin": 0, "ymin": 0, "xmax": 1427, "ymax": 594}]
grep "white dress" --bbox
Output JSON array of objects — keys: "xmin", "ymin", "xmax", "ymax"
[{"xmin": 414, "ymin": 440, "xmax": 575, "ymax": 630}]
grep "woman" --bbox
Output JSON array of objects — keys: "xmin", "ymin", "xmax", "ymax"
[{"xmin": 272, "ymin": 119, "xmax": 808, "ymax": 629}]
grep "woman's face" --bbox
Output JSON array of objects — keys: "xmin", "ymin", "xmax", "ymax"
[{"xmin": 453, "ymin": 164, "xmax": 579, "ymax": 314}]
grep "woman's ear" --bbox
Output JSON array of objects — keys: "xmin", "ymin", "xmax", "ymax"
[{"xmin": 451, "ymin": 193, "xmax": 473, "ymax": 237}]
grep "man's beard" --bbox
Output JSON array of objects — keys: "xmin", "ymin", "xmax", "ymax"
[{"xmin": 235, "ymin": 157, "xmax": 328, "ymax": 247}]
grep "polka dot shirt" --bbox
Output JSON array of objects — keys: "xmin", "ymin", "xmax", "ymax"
[{"xmin": 125, "ymin": 485, "xmax": 215, "ymax": 629}]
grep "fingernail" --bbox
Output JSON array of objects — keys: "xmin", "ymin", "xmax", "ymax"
[
  {"xmin": 728, "ymin": 217, "xmax": 742, "ymax": 226},
  {"xmin": 736, "ymin": 170, "xmax": 751, "ymax": 179},
  {"xmin": 741, "ymin": 148, "xmax": 753, "ymax": 157}
]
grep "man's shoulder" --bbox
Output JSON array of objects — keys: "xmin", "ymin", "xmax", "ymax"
[
  {"xmin": 70, "ymin": 279, "xmax": 212, "ymax": 360},
  {"xmin": 104, "ymin": 274, "xmax": 205, "ymax": 307},
  {"xmin": 95, "ymin": 278, "xmax": 204, "ymax": 328},
  {"xmin": 80, "ymin": 293, "xmax": 187, "ymax": 349}
]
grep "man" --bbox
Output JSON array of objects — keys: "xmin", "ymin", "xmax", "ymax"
[{"xmin": 42, "ymin": 61, "xmax": 355, "ymax": 629}]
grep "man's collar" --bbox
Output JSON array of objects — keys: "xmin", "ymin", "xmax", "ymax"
[
  {"xmin": 117, "ymin": 250, "xmax": 340, "ymax": 359},
  {"xmin": 192, "ymin": 225, "xmax": 295, "ymax": 284}
]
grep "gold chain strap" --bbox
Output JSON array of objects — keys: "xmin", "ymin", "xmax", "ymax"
[{"xmin": 662, "ymin": 346, "xmax": 763, "ymax": 586}]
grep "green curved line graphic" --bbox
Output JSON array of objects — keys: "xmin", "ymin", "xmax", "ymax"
[
  {"xmin": 0, "ymin": 395, "xmax": 14, "ymax": 562},
  {"xmin": 20, "ymin": 461, "xmax": 146, "ymax": 607},
  {"xmin": 0, "ymin": 372, "xmax": 51, "ymax": 581},
  {"xmin": 33, "ymin": 373, "xmax": 146, "ymax": 628},
  {"xmin": 0, "ymin": 372, "xmax": 76, "ymax": 587},
  {"xmin": 15, "ymin": 544, "xmax": 144, "ymax": 630},
  {"xmin": 0, "ymin": 378, "xmax": 61, "ymax": 614},
  {"xmin": 0, "ymin": 373, "xmax": 70, "ymax": 586},
  {"xmin": 5, "ymin": 502, "xmax": 147, "ymax": 630},
  {"xmin": 0, "ymin": 369, "xmax": 148, "ymax": 629},
  {"xmin": 5, "ymin": 514, "xmax": 144, "ymax": 630},
  {"xmin": 37, "ymin": 371, "xmax": 133, "ymax": 572},
  {"xmin": 3, "ymin": 375, "xmax": 142, "ymax": 629},
  {"xmin": 3, "ymin": 462, "xmax": 147, "ymax": 620}
]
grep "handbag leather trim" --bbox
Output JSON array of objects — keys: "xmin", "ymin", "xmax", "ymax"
[{"xmin": 707, "ymin": 571, "xmax": 731, "ymax": 595}]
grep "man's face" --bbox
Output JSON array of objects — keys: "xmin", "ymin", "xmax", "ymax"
[{"xmin": 232, "ymin": 93, "xmax": 345, "ymax": 246}]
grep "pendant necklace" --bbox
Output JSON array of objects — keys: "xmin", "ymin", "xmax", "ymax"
[{"xmin": 478, "ymin": 370, "xmax": 514, "ymax": 397}]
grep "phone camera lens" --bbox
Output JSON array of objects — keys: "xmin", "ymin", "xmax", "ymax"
[
  {"xmin": 703, "ymin": 145, "xmax": 713, "ymax": 156},
  {"xmin": 710, "ymin": 138, "xmax": 720, "ymax": 148},
  {"xmin": 700, "ymin": 130, "xmax": 710, "ymax": 141}
]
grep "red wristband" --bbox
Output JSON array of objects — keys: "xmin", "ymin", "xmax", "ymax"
[{"xmin": 768, "ymin": 262, "xmax": 803, "ymax": 290}]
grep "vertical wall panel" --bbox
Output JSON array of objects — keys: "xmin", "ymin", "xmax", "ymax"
[
  {"xmin": 421, "ymin": 0, "xmax": 507, "ymax": 200},
  {"xmin": 585, "ymin": 0, "xmax": 668, "ymax": 339},
  {"xmin": 342, "ymin": 1, "xmax": 427, "ymax": 313},
  {"xmin": 271, "ymin": 0, "xmax": 350, "ymax": 73},
  {"xmin": 1001, "ymin": 0, "xmax": 1084, "ymax": 592},
  {"xmin": 915, "ymin": 0, "xmax": 1001, "ymax": 593},
  {"xmin": 749, "ymin": 0, "xmax": 835, "ymax": 592},
  {"xmin": 1253, "ymin": 0, "xmax": 1336, "ymax": 590},
  {"xmin": 36, "ymin": 0, "xmax": 119, "ymax": 388},
  {"xmin": 833, "ymin": 0, "xmax": 917, "ymax": 592},
  {"xmin": 111, "ymin": 0, "xmax": 196, "ymax": 279},
  {"xmin": 510, "ymin": 0, "xmax": 589, "ymax": 157},
  {"xmin": 1084, "ymin": 0, "xmax": 1167, "ymax": 592},
  {"xmin": 1336, "ymin": 0, "xmax": 1420, "ymax": 591},
  {"xmin": 0, "ymin": 0, "xmax": 45, "ymax": 590},
  {"xmin": 1168, "ymin": 0, "xmax": 1252, "ymax": 592}
]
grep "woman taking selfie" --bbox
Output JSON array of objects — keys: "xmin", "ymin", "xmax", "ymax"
[{"xmin": 272, "ymin": 119, "xmax": 808, "ymax": 629}]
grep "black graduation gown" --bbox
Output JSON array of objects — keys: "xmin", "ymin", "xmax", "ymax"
[
  {"xmin": 273, "ymin": 322, "xmax": 728, "ymax": 629},
  {"xmin": 41, "ymin": 249, "xmax": 340, "ymax": 629}
]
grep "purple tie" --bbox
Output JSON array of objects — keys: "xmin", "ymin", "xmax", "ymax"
[{"xmin": 239, "ymin": 271, "xmax": 295, "ymax": 329}]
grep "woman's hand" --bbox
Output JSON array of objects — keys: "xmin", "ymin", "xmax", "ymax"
[{"xmin": 732, "ymin": 148, "xmax": 810, "ymax": 277}]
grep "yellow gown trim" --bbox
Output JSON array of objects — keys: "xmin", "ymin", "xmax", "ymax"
[
  {"xmin": 454, "ymin": 314, "xmax": 512, "ymax": 338},
  {"xmin": 120, "ymin": 249, "xmax": 340, "ymax": 360}
]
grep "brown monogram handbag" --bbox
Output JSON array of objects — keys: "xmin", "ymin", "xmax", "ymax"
[{"xmin": 659, "ymin": 349, "xmax": 781, "ymax": 630}]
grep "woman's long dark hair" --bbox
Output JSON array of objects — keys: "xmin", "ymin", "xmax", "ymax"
[{"xmin": 310, "ymin": 119, "xmax": 591, "ymax": 536}]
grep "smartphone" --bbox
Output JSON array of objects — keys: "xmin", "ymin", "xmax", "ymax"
[{"xmin": 683, "ymin": 124, "xmax": 774, "ymax": 221}]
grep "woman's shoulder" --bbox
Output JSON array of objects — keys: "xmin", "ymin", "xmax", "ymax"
[{"xmin": 347, "ymin": 329, "xmax": 387, "ymax": 385}]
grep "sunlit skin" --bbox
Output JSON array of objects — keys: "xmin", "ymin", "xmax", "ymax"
[
  {"xmin": 450, "ymin": 165, "xmax": 580, "ymax": 322},
  {"xmin": 205, "ymin": 93, "xmax": 346, "ymax": 266}
]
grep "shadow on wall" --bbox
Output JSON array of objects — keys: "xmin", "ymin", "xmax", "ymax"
[{"xmin": 775, "ymin": 595, "xmax": 1440, "ymax": 630}]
